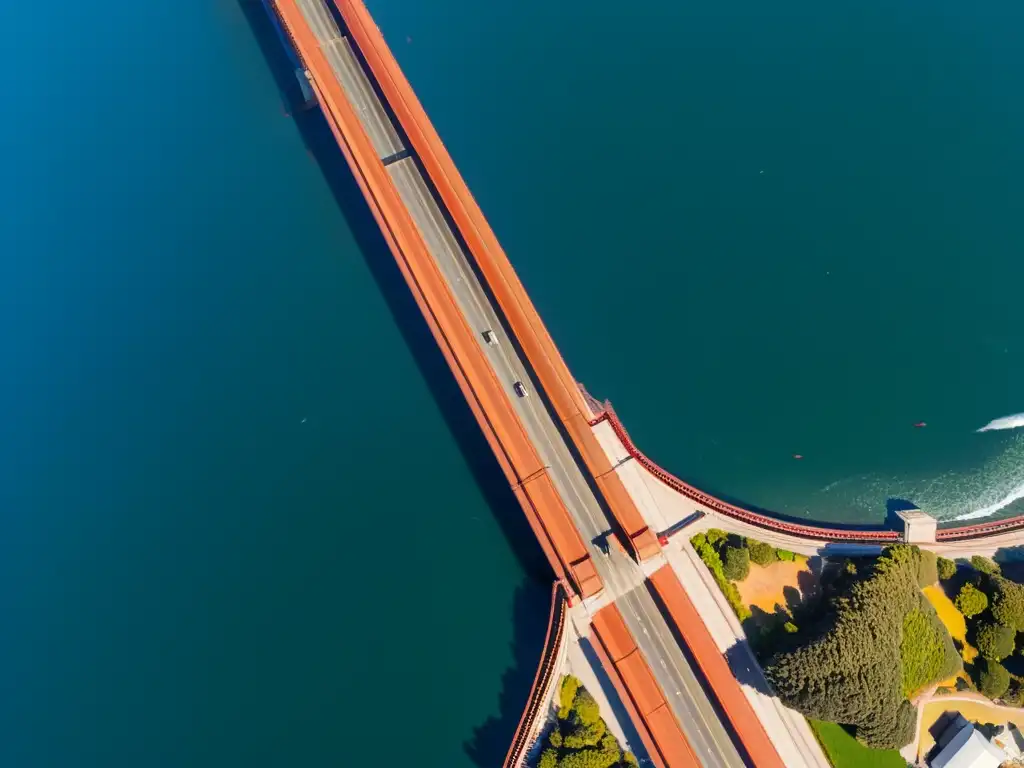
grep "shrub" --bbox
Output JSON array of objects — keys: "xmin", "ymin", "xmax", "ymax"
[
  {"xmin": 549, "ymin": 729, "xmax": 563, "ymax": 747},
  {"xmin": 971, "ymin": 555, "xmax": 1001, "ymax": 575},
  {"xmin": 623, "ymin": 753, "xmax": 639, "ymax": 767},
  {"xmin": 558, "ymin": 675, "xmax": 580, "ymax": 720},
  {"xmin": 901, "ymin": 598, "xmax": 962, "ymax": 697},
  {"xmin": 748, "ymin": 539, "xmax": 778, "ymax": 566},
  {"xmin": 555, "ymin": 749, "xmax": 622, "ymax": 768},
  {"xmin": 564, "ymin": 720, "xmax": 606, "ymax": 749},
  {"xmin": 917, "ymin": 549, "xmax": 939, "ymax": 587},
  {"xmin": 784, "ymin": 622, "xmax": 798, "ymax": 634},
  {"xmin": 976, "ymin": 622, "xmax": 1016, "ymax": 661},
  {"xmin": 937, "ymin": 557, "xmax": 957, "ymax": 581},
  {"xmin": 706, "ymin": 528, "xmax": 728, "ymax": 546},
  {"xmin": 991, "ymin": 577, "xmax": 1024, "ymax": 631},
  {"xmin": 776, "ymin": 549, "xmax": 796, "ymax": 562},
  {"xmin": 980, "ymin": 660, "xmax": 1011, "ymax": 699},
  {"xmin": 690, "ymin": 532, "xmax": 707, "ymax": 550},
  {"xmin": 539, "ymin": 748, "xmax": 559, "ymax": 768},
  {"xmin": 956, "ymin": 583, "xmax": 989, "ymax": 618},
  {"xmin": 723, "ymin": 546, "xmax": 750, "ymax": 581},
  {"xmin": 572, "ymin": 690, "xmax": 600, "ymax": 726}
]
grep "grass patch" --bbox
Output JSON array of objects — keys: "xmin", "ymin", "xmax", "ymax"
[{"xmin": 810, "ymin": 720, "xmax": 907, "ymax": 768}]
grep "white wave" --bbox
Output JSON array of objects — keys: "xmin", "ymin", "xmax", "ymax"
[
  {"xmin": 952, "ymin": 481, "xmax": 1024, "ymax": 520},
  {"xmin": 977, "ymin": 412, "xmax": 1024, "ymax": 432}
]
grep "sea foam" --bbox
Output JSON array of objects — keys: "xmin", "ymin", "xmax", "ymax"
[{"xmin": 977, "ymin": 412, "xmax": 1024, "ymax": 432}]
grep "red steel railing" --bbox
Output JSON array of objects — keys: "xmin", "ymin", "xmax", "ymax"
[{"xmin": 502, "ymin": 581, "xmax": 570, "ymax": 768}]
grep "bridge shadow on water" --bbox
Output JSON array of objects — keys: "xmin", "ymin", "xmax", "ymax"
[{"xmin": 238, "ymin": 3, "xmax": 553, "ymax": 765}]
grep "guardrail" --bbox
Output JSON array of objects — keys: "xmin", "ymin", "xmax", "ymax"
[
  {"xmin": 583, "ymin": 390, "xmax": 1024, "ymax": 544},
  {"xmin": 502, "ymin": 581, "xmax": 570, "ymax": 768}
]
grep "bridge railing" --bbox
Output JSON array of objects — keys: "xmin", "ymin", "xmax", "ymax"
[
  {"xmin": 502, "ymin": 581, "xmax": 570, "ymax": 768},
  {"xmin": 583, "ymin": 393, "xmax": 900, "ymax": 544},
  {"xmin": 582, "ymin": 388, "xmax": 1024, "ymax": 544}
]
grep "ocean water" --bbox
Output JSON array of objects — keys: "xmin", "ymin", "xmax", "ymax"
[
  {"xmin": 1, "ymin": 0, "xmax": 1022, "ymax": 765},
  {"xmin": 369, "ymin": 0, "xmax": 1024, "ymax": 525}
]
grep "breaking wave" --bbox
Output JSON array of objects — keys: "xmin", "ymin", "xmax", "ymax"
[{"xmin": 977, "ymin": 412, "xmax": 1024, "ymax": 432}]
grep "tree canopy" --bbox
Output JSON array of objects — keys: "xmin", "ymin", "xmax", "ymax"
[
  {"xmin": 976, "ymin": 622, "xmax": 1015, "ymax": 661},
  {"xmin": 991, "ymin": 576, "xmax": 1024, "ymax": 631},
  {"xmin": 545, "ymin": 676, "xmax": 636, "ymax": 768},
  {"xmin": 980, "ymin": 660, "xmax": 1011, "ymax": 699},
  {"xmin": 937, "ymin": 557, "xmax": 957, "ymax": 581},
  {"xmin": 765, "ymin": 545, "xmax": 959, "ymax": 749},
  {"xmin": 723, "ymin": 546, "xmax": 750, "ymax": 581},
  {"xmin": 955, "ymin": 583, "xmax": 989, "ymax": 618}
]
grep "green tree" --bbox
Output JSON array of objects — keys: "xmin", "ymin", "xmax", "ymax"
[
  {"xmin": 723, "ymin": 546, "xmax": 750, "ymax": 581},
  {"xmin": 572, "ymin": 689, "xmax": 601, "ymax": 725},
  {"xmin": 766, "ymin": 545, "xmax": 957, "ymax": 747},
  {"xmin": 690, "ymin": 532, "xmax": 707, "ymax": 550},
  {"xmin": 857, "ymin": 699, "xmax": 916, "ymax": 749},
  {"xmin": 917, "ymin": 549, "xmax": 939, "ymax": 587},
  {"xmin": 955, "ymin": 583, "xmax": 989, "ymax": 618},
  {"xmin": 937, "ymin": 557, "xmax": 957, "ymax": 581},
  {"xmin": 564, "ymin": 719, "xmax": 606, "ymax": 749},
  {"xmin": 976, "ymin": 622, "xmax": 1015, "ymax": 661},
  {"xmin": 558, "ymin": 675, "xmax": 580, "ymax": 720},
  {"xmin": 549, "ymin": 729, "xmax": 563, "ymax": 748},
  {"xmin": 748, "ymin": 539, "xmax": 778, "ymax": 566},
  {"xmin": 777, "ymin": 549, "xmax": 796, "ymax": 562},
  {"xmin": 991, "ymin": 577, "xmax": 1024, "ymax": 631},
  {"xmin": 980, "ymin": 660, "xmax": 1011, "ymax": 699},
  {"xmin": 538, "ymin": 748, "xmax": 558, "ymax": 768},
  {"xmin": 623, "ymin": 753, "xmax": 639, "ymax": 767},
  {"xmin": 705, "ymin": 528, "xmax": 728, "ymax": 546},
  {"xmin": 971, "ymin": 555, "xmax": 1001, "ymax": 575}
]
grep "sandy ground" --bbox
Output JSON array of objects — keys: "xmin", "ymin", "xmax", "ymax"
[{"xmin": 737, "ymin": 559, "xmax": 818, "ymax": 615}]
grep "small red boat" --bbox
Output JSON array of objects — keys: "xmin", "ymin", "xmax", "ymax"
[{"xmin": 913, "ymin": 422, "xmax": 927, "ymax": 428}]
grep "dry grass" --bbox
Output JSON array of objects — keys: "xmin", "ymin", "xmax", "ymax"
[
  {"xmin": 923, "ymin": 584, "xmax": 978, "ymax": 666},
  {"xmin": 737, "ymin": 559, "xmax": 817, "ymax": 615}
]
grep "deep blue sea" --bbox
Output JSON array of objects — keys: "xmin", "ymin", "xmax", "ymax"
[{"xmin": 0, "ymin": 0, "xmax": 1021, "ymax": 764}]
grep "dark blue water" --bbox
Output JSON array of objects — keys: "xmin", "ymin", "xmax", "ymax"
[{"xmin": 2, "ymin": 0, "xmax": 1022, "ymax": 765}]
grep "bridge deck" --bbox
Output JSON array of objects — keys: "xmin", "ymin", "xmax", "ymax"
[{"xmin": 268, "ymin": 0, "xmax": 776, "ymax": 763}]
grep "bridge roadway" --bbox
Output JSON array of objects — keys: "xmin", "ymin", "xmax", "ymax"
[{"xmin": 269, "ymin": 0, "xmax": 769, "ymax": 765}]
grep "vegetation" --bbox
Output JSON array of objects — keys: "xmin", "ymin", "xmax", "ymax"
[
  {"xmin": 748, "ymin": 539, "xmax": 778, "ymax": 566},
  {"xmin": 765, "ymin": 545, "xmax": 959, "ymax": 749},
  {"xmin": 971, "ymin": 555, "xmax": 1001, "ymax": 575},
  {"xmin": 542, "ymin": 676, "xmax": 637, "ymax": 768},
  {"xmin": 980, "ymin": 660, "xmax": 1011, "ymax": 699},
  {"xmin": 955, "ymin": 583, "xmax": 989, "ymax": 618},
  {"xmin": 917, "ymin": 549, "xmax": 938, "ymax": 587},
  {"xmin": 723, "ymin": 545, "xmax": 750, "ymax": 581},
  {"xmin": 976, "ymin": 622, "xmax": 1016, "ymax": 661},
  {"xmin": 937, "ymin": 556, "xmax": 957, "ymax": 581},
  {"xmin": 809, "ymin": 720, "xmax": 908, "ymax": 768},
  {"xmin": 691, "ymin": 531, "xmax": 751, "ymax": 621},
  {"xmin": 991, "ymin": 576, "xmax": 1024, "ymax": 631}
]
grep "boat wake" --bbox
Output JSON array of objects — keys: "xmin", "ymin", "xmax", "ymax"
[
  {"xmin": 952, "ymin": 481, "xmax": 1024, "ymax": 521},
  {"xmin": 977, "ymin": 412, "xmax": 1024, "ymax": 433}
]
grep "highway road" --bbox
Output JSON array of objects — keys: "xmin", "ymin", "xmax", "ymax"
[{"xmin": 290, "ymin": 0, "xmax": 746, "ymax": 764}]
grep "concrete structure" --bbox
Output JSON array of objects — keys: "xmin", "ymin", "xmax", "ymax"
[
  {"xmin": 898, "ymin": 507, "xmax": 939, "ymax": 544},
  {"xmin": 930, "ymin": 716, "xmax": 1003, "ymax": 768}
]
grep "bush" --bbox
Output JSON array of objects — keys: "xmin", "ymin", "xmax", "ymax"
[
  {"xmin": 748, "ymin": 539, "xmax": 778, "ymax": 566},
  {"xmin": 539, "ymin": 748, "xmax": 559, "ymax": 768},
  {"xmin": 917, "ymin": 549, "xmax": 939, "ymax": 587},
  {"xmin": 623, "ymin": 753, "xmax": 639, "ymax": 767},
  {"xmin": 937, "ymin": 557, "xmax": 957, "ymax": 581},
  {"xmin": 564, "ymin": 720, "xmax": 606, "ymax": 749},
  {"xmin": 706, "ymin": 528, "xmax": 727, "ymax": 546},
  {"xmin": 573, "ymin": 690, "xmax": 600, "ymax": 726},
  {"xmin": 723, "ymin": 546, "xmax": 750, "ymax": 581},
  {"xmin": 783, "ymin": 621, "xmax": 798, "ymax": 634},
  {"xmin": 971, "ymin": 555, "xmax": 1001, "ymax": 575},
  {"xmin": 980, "ymin": 660, "xmax": 1011, "ymax": 699},
  {"xmin": 976, "ymin": 622, "xmax": 1015, "ymax": 661},
  {"xmin": 558, "ymin": 675, "xmax": 580, "ymax": 720},
  {"xmin": 955, "ymin": 583, "xmax": 989, "ymax": 618},
  {"xmin": 776, "ymin": 549, "xmax": 796, "ymax": 562},
  {"xmin": 991, "ymin": 577, "xmax": 1024, "ymax": 631},
  {"xmin": 690, "ymin": 532, "xmax": 707, "ymax": 550},
  {"xmin": 901, "ymin": 598, "xmax": 962, "ymax": 697}
]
